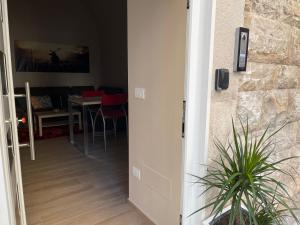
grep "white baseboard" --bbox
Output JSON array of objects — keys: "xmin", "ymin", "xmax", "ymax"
[{"xmin": 128, "ymin": 198, "xmax": 158, "ymax": 225}]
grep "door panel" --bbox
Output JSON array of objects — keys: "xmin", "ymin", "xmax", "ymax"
[
  {"xmin": 0, "ymin": 50, "xmax": 27, "ymax": 225},
  {"xmin": 128, "ymin": 0, "xmax": 187, "ymax": 224},
  {"xmin": 0, "ymin": 0, "xmax": 35, "ymax": 224},
  {"xmin": 0, "ymin": 55, "xmax": 16, "ymax": 225}
]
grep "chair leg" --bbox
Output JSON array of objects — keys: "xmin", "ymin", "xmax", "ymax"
[
  {"xmin": 89, "ymin": 110, "xmax": 95, "ymax": 144},
  {"xmin": 92, "ymin": 120, "xmax": 95, "ymax": 144},
  {"xmin": 102, "ymin": 118, "xmax": 107, "ymax": 152},
  {"xmin": 113, "ymin": 119, "xmax": 117, "ymax": 138},
  {"xmin": 93, "ymin": 113, "xmax": 101, "ymax": 144},
  {"xmin": 122, "ymin": 106, "xmax": 128, "ymax": 140}
]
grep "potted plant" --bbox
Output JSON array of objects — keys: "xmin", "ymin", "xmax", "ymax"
[{"xmin": 190, "ymin": 119, "xmax": 300, "ymax": 225}]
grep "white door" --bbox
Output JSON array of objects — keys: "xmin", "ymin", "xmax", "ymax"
[{"xmin": 0, "ymin": 0, "xmax": 35, "ymax": 225}]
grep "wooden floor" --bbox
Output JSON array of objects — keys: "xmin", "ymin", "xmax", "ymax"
[{"xmin": 21, "ymin": 136, "xmax": 153, "ymax": 225}]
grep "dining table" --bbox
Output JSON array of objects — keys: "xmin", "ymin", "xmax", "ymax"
[{"xmin": 68, "ymin": 96, "xmax": 101, "ymax": 156}]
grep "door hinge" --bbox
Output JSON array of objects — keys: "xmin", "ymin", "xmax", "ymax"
[
  {"xmin": 187, "ymin": 0, "xmax": 190, "ymax": 9},
  {"xmin": 180, "ymin": 214, "xmax": 183, "ymax": 225}
]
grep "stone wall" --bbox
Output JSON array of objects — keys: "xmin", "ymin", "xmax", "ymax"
[
  {"xmin": 241, "ymin": 0, "xmax": 300, "ymax": 129},
  {"xmin": 242, "ymin": 1, "xmax": 300, "ymax": 218},
  {"xmin": 208, "ymin": 0, "xmax": 300, "ymax": 222}
]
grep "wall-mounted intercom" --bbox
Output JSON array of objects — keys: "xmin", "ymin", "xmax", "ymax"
[
  {"xmin": 234, "ymin": 27, "xmax": 249, "ymax": 72},
  {"xmin": 215, "ymin": 69, "xmax": 229, "ymax": 91}
]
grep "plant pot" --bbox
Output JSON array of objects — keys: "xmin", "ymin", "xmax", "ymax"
[{"xmin": 202, "ymin": 206, "xmax": 248, "ymax": 225}]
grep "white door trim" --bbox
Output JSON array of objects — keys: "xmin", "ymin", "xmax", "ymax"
[{"xmin": 181, "ymin": 0, "xmax": 216, "ymax": 224}]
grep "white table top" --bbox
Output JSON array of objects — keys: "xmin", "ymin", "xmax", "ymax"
[
  {"xmin": 35, "ymin": 110, "xmax": 81, "ymax": 118},
  {"xmin": 69, "ymin": 96, "xmax": 102, "ymax": 106}
]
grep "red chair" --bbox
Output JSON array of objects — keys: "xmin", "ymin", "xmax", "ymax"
[
  {"xmin": 94, "ymin": 93, "xmax": 128, "ymax": 152},
  {"xmin": 82, "ymin": 90, "xmax": 105, "ymax": 97}
]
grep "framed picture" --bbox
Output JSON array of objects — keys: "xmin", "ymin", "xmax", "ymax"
[{"xmin": 14, "ymin": 41, "xmax": 90, "ymax": 73}]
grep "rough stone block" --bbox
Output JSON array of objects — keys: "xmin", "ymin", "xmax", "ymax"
[
  {"xmin": 248, "ymin": 15, "xmax": 292, "ymax": 64},
  {"xmin": 251, "ymin": 0, "xmax": 284, "ymax": 20},
  {"xmin": 209, "ymin": 100, "xmax": 237, "ymax": 144},
  {"xmin": 276, "ymin": 65, "xmax": 299, "ymax": 89},
  {"xmin": 284, "ymin": 0, "xmax": 300, "ymax": 18},
  {"xmin": 263, "ymin": 69, "xmax": 280, "ymax": 90},
  {"xmin": 249, "ymin": 0, "xmax": 300, "ymax": 28},
  {"xmin": 287, "ymin": 89, "xmax": 300, "ymax": 121},
  {"xmin": 244, "ymin": 0, "xmax": 252, "ymax": 12},
  {"xmin": 272, "ymin": 121, "xmax": 300, "ymax": 152},
  {"xmin": 239, "ymin": 78, "xmax": 262, "ymax": 92},
  {"xmin": 244, "ymin": 12, "xmax": 253, "ymax": 27},
  {"xmin": 261, "ymin": 89, "xmax": 289, "ymax": 127},
  {"xmin": 289, "ymin": 27, "xmax": 300, "ymax": 66},
  {"xmin": 237, "ymin": 88, "xmax": 300, "ymax": 129},
  {"xmin": 247, "ymin": 62, "xmax": 281, "ymax": 79},
  {"xmin": 282, "ymin": 0, "xmax": 300, "ymax": 28},
  {"xmin": 237, "ymin": 91, "xmax": 264, "ymax": 129},
  {"xmin": 239, "ymin": 63, "xmax": 300, "ymax": 91}
]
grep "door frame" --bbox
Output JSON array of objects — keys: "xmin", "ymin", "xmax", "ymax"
[
  {"xmin": 181, "ymin": 0, "xmax": 216, "ymax": 224},
  {"xmin": 0, "ymin": 0, "xmax": 217, "ymax": 224}
]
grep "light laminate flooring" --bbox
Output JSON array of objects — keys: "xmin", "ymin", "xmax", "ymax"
[{"xmin": 21, "ymin": 136, "xmax": 153, "ymax": 225}]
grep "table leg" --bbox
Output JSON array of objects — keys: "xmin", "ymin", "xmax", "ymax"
[
  {"xmin": 69, "ymin": 100, "xmax": 74, "ymax": 144},
  {"xmin": 83, "ymin": 105, "xmax": 89, "ymax": 155},
  {"xmin": 38, "ymin": 117, "xmax": 42, "ymax": 137},
  {"xmin": 78, "ymin": 113, "xmax": 82, "ymax": 130},
  {"xmin": 34, "ymin": 115, "xmax": 37, "ymax": 132}
]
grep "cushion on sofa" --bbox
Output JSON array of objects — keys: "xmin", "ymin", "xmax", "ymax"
[{"xmin": 31, "ymin": 96, "xmax": 53, "ymax": 110}]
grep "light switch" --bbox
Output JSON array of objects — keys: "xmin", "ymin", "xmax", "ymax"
[
  {"xmin": 132, "ymin": 166, "xmax": 141, "ymax": 180},
  {"xmin": 135, "ymin": 88, "xmax": 146, "ymax": 100}
]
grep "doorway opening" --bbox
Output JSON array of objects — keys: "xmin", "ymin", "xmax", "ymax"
[{"xmin": 5, "ymin": 0, "xmax": 152, "ymax": 224}]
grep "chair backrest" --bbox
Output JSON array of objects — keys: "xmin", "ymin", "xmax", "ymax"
[
  {"xmin": 82, "ymin": 90, "xmax": 105, "ymax": 97},
  {"xmin": 101, "ymin": 93, "xmax": 128, "ymax": 106}
]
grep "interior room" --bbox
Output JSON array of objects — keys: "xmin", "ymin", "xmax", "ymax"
[
  {"xmin": 7, "ymin": 0, "xmax": 150, "ymax": 224},
  {"xmin": 3, "ymin": 0, "xmax": 300, "ymax": 224}
]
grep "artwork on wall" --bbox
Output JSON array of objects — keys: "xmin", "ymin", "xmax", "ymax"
[{"xmin": 14, "ymin": 41, "xmax": 90, "ymax": 73}]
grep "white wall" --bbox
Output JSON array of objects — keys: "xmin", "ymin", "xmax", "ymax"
[
  {"xmin": 206, "ymin": 0, "xmax": 245, "ymax": 220},
  {"xmin": 7, "ymin": 0, "xmax": 102, "ymax": 88},
  {"xmin": 128, "ymin": 0, "xmax": 186, "ymax": 224},
  {"xmin": 209, "ymin": 0, "xmax": 246, "ymax": 140},
  {"xmin": 208, "ymin": 0, "xmax": 245, "ymax": 157},
  {"xmin": 87, "ymin": 0, "xmax": 128, "ymax": 91}
]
